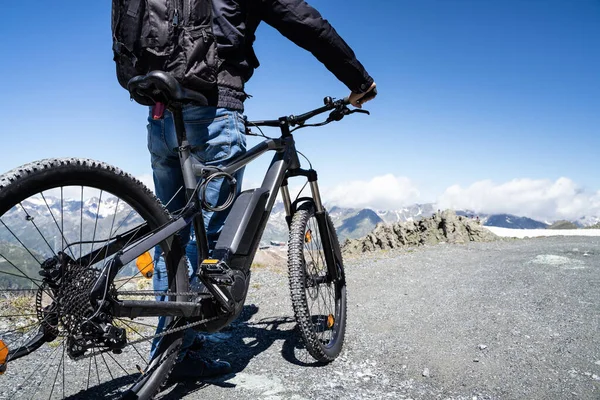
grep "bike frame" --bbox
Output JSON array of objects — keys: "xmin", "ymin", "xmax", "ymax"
[
  {"xmin": 88, "ymin": 111, "xmax": 342, "ymax": 320},
  {"xmin": 4, "ymin": 95, "xmax": 357, "ymax": 366}
]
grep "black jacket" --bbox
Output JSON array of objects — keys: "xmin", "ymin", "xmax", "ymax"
[{"xmin": 212, "ymin": 0, "xmax": 374, "ymax": 110}]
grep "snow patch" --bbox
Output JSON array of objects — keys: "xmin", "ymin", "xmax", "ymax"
[
  {"xmin": 530, "ymin": 255, "xmax": 585, "ymax": 267},
  {"xmin": 485, "ymin": 227, "xmax": 600, "ymax": 238},
  {"xmin": 228, "ymin": 373, "xmax": 286, "ymax": 396}
]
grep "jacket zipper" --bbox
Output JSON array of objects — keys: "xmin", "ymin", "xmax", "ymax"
[{"xmin": 173, "ymin": 0, "xmax": 184, "ymax": 26}]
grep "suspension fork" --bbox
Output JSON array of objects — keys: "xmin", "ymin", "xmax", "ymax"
[{"xmin": 283, "ymin": 169, "xmax": 341, "ymax": 282}]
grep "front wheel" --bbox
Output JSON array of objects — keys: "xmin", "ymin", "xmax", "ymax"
[{"xmin": 287, "ymin": 202, "xmax": 347, "ymax": 362}]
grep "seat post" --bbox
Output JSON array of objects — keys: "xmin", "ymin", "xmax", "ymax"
[
  {"xmin": 170, "ymin": 105, "xmax": 196, "ymax": 192},
  {"xmin": 171, "ymin": 106, "xmax": 187, "ymax": 145},
  {"xmin": 171, "ymin": 104, "xmax": 211, "ymax": 261}
]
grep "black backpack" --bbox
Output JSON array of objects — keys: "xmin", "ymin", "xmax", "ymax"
[{"xmin": 111, "ymin": 0, "xmax": 218, "ymax": 96}]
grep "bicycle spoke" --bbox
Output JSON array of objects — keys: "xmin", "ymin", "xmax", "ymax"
[
  {"xmin": 48, "ymin": 343, "xmax": 65, "ymax": 400},
  {"xmin": 1, "ymin": 320, "xmax": 43, "ymax": 338},
  {"xmin": 90, "ymin": 190, "xmax": 104, "ymax": 259},
  {"xmin": 100, "ymin": 352, "xmax": 115, "ymax": 381},
  {"xmin": 128, "ymin": 343, "xmax": 150, "ymax": 368},
  {"xmin": 115, "ymin": 256, "xmax": 156, "ymax": 291},
  {"xmin": 80, "ymin": 186, "xmax": 83, "ymax": 260},
  {"xmin": 103, "ymin": 197, "xmax": 119, "ymax": 260},
  {"xmin": 0, "ymin": 268, "xmax": 43, "ymax": 284},
  {"xmin": 1, "ymin": 217, "xmax": 46, "ymax": 265},
  {"xmin": 93, "ymin": 350, "xmax": 100, "ymax": 386},
  {"xmin": 0, "ymin": 170, "xmax": 183, "ymax": 398},
  {"xmin": 106, "ymin": 351, "xmax": 131, "ymax": 376},
  {"xmin": 86, "ymin": 352, "xmax": 93, "ymax": 390},
  {"xmin": 109, "ymin": 203, "xmax": 138, "ymax": 239},
  {"xmin": 61, "ymin": 188, "xmax": 64, "ymax": 262},
  {"xmin": 13, "ymin": 339, "xmax": 65, "ymax": 400},
  {"xmin": 1, "ymin": 313, "xmax": 38, "ymax": 318},
  {"xmin": 116, "ymin": 318, "xmax": 155, "ymax": 339},
  {"xmin": 0, "ymin": 253, "xmax": 44, "ymax": 291},
  {"xmin": 87, "ymin": 219, "xmax": 146, "ymax": 270},
  {"xmin": 62, "ymin": 341, "xmax": 66, "ymax": 400},
  {"xmin": 5, "ymin": 209, "xmax": 56, "ymax": 264},
  {"xmin": 40, "ymin": 193, "xmax": 76, "ymax": 260}
]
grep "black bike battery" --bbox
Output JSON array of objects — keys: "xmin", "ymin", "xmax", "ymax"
[{"xmin": 213, "ymin": 188, "xmax": 269, "ymax": 263}]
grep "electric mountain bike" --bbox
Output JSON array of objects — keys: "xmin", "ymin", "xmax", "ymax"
[{"xmin": 0, "ymin": 71, "xmax": 374, "ymax": 399}]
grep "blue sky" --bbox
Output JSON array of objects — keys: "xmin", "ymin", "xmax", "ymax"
[{"xmin": 1, "ymin": 0, "xmax": 599, "ymax": 221}]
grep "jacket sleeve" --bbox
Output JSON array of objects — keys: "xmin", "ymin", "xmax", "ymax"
[{"xmin": 259, "ymin": 0, "xmax": 374, "ymax": 93}]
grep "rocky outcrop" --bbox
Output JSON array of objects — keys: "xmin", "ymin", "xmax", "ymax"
[
  {"xmin": 342, "ymin": 209, "xmax": 498, "ymax": 255},
  {"xmin": 547, "ymin": 220, "xmax": 578, "ymax": 230}
]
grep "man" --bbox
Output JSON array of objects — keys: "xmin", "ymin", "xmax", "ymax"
[{"xmin": 147, "ymin": 0, "xmax": 376, "ymax": 380}]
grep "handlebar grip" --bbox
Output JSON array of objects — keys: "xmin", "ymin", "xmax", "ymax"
[
  {"xmin": 344, "ymin": 87, "xmax": 377, "ymax": 106},
  {"xmin": 359, "ymin": 87, "xmax": 377, "ymax": 103}
]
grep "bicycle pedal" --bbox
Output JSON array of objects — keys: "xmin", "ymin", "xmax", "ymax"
[{"xmin": 200, "ymin": 259, "xmax": 234, "ymax": 286}]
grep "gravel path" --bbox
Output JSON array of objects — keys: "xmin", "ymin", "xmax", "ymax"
[{"xmin": 157, "ymin": 236, "xmax": 600, "ymax": 400}]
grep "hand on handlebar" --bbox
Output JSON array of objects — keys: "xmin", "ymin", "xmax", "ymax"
[{"xmin": 348, "ymin": 82, "xmax": 377, "ymax": 108}]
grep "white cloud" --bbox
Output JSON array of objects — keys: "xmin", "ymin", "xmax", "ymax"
[
  {"xmin": 437, "ymin": 177, "xmax": 600, "ymax": 222},
  {"xmin": 134, "ymin": 170, "xmax": 600, "ymax": 223},
  {"xmin": 322, "ymin": 174, "xmax": 421, "ymax": 210}
]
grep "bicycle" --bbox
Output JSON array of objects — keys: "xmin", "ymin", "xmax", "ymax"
[{"xmin": 0, "ymin": 70, "xmax": 375, "ymax": 399}]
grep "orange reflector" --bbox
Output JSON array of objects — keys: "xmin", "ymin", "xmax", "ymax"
[
  {"xmin": 0, "ymin": 339, "xmax": 8, "ymax": 375},
  {"xmin": 136, "ymin": 251, "xmax": 154, "ymax": 278},
  {"xmin": 202, "ymin": 259, "xmax": 219, "ymax": 264},
  {"xmin": 327, "ymin": 314, "xmax": 335, "ymax": 329},
  {"xmin": 305, "ymin": 230, "xmax": 312, "ymax": 243}
]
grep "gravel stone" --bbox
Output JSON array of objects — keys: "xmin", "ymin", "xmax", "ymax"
[{"xmin": 5, "ymin": 236, "xmax": 599, "ymax": 400}]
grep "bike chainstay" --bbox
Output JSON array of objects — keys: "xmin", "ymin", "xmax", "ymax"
[
  {"xmin": 118, "ymin": 290, "xmax": 205, "ymax": 297},
  {"xmin": 73, "ymin": 289, "xmax": 219, "ymax": 361}
]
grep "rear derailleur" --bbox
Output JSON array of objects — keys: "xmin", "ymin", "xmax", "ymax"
[{"xmin": 67, "ymin": 307, "xmax": 128, "ymax": 359}]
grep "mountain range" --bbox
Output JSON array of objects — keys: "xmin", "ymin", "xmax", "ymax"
[
  {"xmin": 1, "ymin": 196, "xmax": 597, "ymax": 256},
  {"xmin": 263, "ymin": 202, "xmax": 600, "ymax": 245}
]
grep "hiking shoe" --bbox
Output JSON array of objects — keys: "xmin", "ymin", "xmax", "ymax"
[
  {"xmin": 188, "ymin": 333, "xmax": 206, "ymax": 351},
  {"xmin": 169, "ymin": 351, "xmax": 232, "ymax": 381}
]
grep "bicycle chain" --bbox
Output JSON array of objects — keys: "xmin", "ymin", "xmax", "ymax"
[{"xmin": 74, "ymin": 314, "xmax": 221, "ymax": 360}]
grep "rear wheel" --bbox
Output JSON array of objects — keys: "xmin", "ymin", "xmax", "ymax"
[
  {"xmin": 0, "ymin": 158, "xmax": 186, "ymax": 399},
  {"xmin": 287, "ymin": 202, "xmax": 347, "ymax": 362}
]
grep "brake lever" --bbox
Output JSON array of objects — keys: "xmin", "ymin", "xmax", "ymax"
[
  {"xmin": 327, "ymin": 108, "xmax": 345, "ymax": 122},
  {"xmin": 326, "ymin": 106, "xmax": 370, "ymax": 123}
]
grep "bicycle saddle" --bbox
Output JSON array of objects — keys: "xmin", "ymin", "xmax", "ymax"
[{"xmin": 127, "ymin": 71, "xmax": 208, "ymax": 106}]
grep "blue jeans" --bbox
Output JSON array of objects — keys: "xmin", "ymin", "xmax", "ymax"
[{"xmin": 147, "ymin": 105, "xmax": 246, "ymax": 358}]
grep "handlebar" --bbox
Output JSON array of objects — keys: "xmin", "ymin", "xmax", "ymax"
[
  {"xmin": 248, "ymin": 93, "xmax": 372, "ymax": 129},
  {"xmin": 290, "ymin": 97, "xmax": 345, "ymax": 126}
]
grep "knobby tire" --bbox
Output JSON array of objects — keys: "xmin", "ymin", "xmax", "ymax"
[
  {"xmin": 287, "ymin": 202, "xmax": 347, "ymax": 363},
  {"xmin": 0, "ymin": 158, "xmax": 186, "ymax": 399}
]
